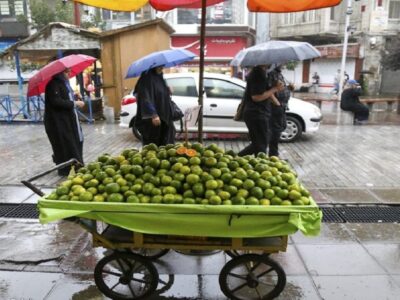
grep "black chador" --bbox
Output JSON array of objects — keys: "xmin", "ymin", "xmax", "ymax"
[
  {"xmin": 134, "ymin": 68, "xmax": 175, "ymax": 146},
  {"xmin": 44, "ymin": 75, "xmax": 83, "ymax": 175}
]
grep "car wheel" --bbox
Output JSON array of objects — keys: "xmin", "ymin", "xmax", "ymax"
[
  {"xmin": 280, "ymin": 116, "xmax": 302, "ymax": 143},
  {"xmin": 131, "ymin": 117, "xmax": 142, "ymax": 141}
]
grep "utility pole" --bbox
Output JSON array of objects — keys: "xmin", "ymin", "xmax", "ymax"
[
  {"xmin": 338, "ymin": 0, "xmax": 353, "ymax": 98},
  {"xmin": 256, "ymin": 13, "xmax": 270, "ymax": 44}
]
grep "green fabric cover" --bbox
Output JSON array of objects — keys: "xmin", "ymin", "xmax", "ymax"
[{"xmin": 38, "ymin": 199, "xmax": 322, "ymax": 238}]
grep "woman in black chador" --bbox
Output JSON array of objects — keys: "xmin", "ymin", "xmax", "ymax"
[
  {"xmin": 134, "ymin": 66, "xmax": 175, "ymax": 146},
  {"xmin": 238, "ymin": 65, "xmax": 284, "ymax": 156},
  {"xmin": 44, "ymin": 68, "xmax": 85, "ymax": 176}
]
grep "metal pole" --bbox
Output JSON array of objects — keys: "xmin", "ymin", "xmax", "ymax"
[
  {"xmin": 197, "ymin": 0, "xmax": 206, "ymax": 143},
  {"xmin": 14, "ymin": 50, "xmax": 28, "ymax": 118},
  {"xmin": 338, "ymin": 0, "xmax": 352, "ymax": 98}
]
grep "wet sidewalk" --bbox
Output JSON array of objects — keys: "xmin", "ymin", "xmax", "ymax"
[{"xmin": 0, "ymin": 121, "xmax": 400, "ymax": 299}]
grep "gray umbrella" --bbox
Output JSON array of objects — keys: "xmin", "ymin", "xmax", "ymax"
[{"xmin": 230, "ymin": 40, "xmax": 321, "ymax": 67}]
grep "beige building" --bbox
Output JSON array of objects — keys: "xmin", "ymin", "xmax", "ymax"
[{"xmin": 269, "ymin": 0, "xmax": 400, "ymax": 95}]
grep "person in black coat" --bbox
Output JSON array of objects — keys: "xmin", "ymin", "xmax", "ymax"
[
  {"xmin": 238, "ymin": 65, "xmax": 284, "ymax": 156},
  {"xmin": 44, "ymin": 68, "xmax": 85, "ymax": 176},
  {"xmin": 267, "ymin": 65, "xmax": 291, "ymax": 157},
  {"xmin": 340, "ymin": 79, "xmax": 369, "ymax": 125},
  {"xmin": 134, "ymin": 66, "xmax": 176, "ymax": 146}
]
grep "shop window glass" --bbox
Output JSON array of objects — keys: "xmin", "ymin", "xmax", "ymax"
[
  {"xmin": 166, "ymin": 77, "xmax": 198, "ymax": 97},
  {"xmin": 204, "ymin": 78, "xmax": 244, "ymax": 99}
]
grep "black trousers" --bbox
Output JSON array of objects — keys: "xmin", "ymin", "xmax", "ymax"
[
  {"xmin": 341, "ymin": 103, "xmax": 369, "ymax": 121},
  {"xmin": 239, "ymin": 115, "xmax": 269, "ymax": 156},
  {"xmin": 139, "ymin": 120, "xmax": 175, "ymax": 146},
  {"xmin": 268, "ymin": 106, "xmax": 286, "ymax": 157}
]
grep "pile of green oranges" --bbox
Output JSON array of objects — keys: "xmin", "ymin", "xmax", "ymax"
[{"xmin": 46, "ymin": 143, "xmax": 312, "ymax": 206}]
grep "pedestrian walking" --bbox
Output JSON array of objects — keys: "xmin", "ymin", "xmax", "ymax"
[
  {"xmin": 134, "ymin": 66, "xmax": 176, "ymax": 146},
  {"xmin": 311, "ymin": 72, "xmax": 320, "ymax": 93},
  {"xmin": 340, "ymin": 79, "xmax": 369, "ymax": 125},
  {"xmin": 238, "ymin": 65, "xmax": 284, "ymax": 156},
  {"xmin": 44, "ymin": 68, "xmax": 85, "ymax": 176},
  {"xmin": 268, "ymin": 65, "xmax": 292, "ymax": 157}
]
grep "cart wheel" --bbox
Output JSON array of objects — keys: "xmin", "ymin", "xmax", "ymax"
[
  {"xmin": 129, "ymin": 248, "xmax": 170, "ymax": 260},
  {"xmin": 155, "ymin": 274, "xmax": 175, "ymax": 295},
  {"xmin": 219, "ymin": 254, "xmax": 286, "ymax": 300},
  {"xmin": 94, "ymin": 252, "xmax": 158, "ymax": 300}
]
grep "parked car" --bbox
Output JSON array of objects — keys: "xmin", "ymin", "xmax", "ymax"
[{"xmin": 120, "ymin": 73, "xmax": 322, "ymax": 142}]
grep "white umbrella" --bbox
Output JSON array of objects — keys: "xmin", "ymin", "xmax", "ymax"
[{"xmin": 231, "ymin": 40, "xmax": 321, "ymax": 67}]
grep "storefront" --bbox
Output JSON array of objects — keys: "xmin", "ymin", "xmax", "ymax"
[{"xmin": 171, "ymin": 31, "xmax": 254, "ymax": 74}]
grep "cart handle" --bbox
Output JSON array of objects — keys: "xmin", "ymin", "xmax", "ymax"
[{"xmin": 21, "ymin": 158, "xmax": 82, "ymax": 196}]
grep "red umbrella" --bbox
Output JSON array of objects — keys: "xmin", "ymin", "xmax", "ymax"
[{"xmin": 27, "ymin": 54, "xmax": 96, "ymax": 97}]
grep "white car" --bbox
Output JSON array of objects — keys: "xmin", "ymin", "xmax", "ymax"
[{"xmin": 120, "ymin": 73, "xmax": 322, "ymax": 142}]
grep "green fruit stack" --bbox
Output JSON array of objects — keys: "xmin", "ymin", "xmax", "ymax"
[{"xmin": 46, "ymin": 143, "xmax": 313, "ymax": 206}]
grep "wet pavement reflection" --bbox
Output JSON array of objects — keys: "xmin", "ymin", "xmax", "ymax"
[{"xmin": 0, "ymin": 121, "xmax": 400, "ymax": 299}]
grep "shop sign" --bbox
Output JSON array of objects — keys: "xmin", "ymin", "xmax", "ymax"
[{"xmin": 171, "ymin": 36, "xmax": 247, "ymax": 59}]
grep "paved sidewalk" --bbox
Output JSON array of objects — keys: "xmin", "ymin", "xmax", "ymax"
[{"xmin": 0, "ymin": 121, "xmax": 400, "ymax": 299}]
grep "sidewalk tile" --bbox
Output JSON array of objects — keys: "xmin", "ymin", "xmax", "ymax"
[
  {"xmin": 272, "ymin": 245, "xmax": 308, "ymax": 275},
  {"xmin": 296, "ymin": 244, "xmax": 386, "ymax": 276},
  {"xmin": 276, "ymin": 275, "xmax": 320, "ymax": 300},
  {"xmin": 291, "ymin": 224, "xmax": 355, "ymax": 245},
  {"xmin": 364, "ymin": 244, "xmax": 400, "ymax": 274},
  {"xmin": 319, "ymin": 188, "xmax": 379, "ymax": 203},
  {"xmin": 0, "ymin": 271, "xmax": 62, "ymax": 300},
  {"xmin": 0, "ymin": 186, "xmax": 33, "ymax": 203},
  {"xmin": 312, "ymin": 275, "xmax": 400, "ymax": 300},
  {"xmin": 345, "ymin": 223, "xmax": 400, "ymax": 243},
  {"xmin": 370, "ymin": 189, "xmax": 400, "ymax": 203}
]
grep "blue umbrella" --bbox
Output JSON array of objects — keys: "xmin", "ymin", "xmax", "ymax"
[{"xmin": 125, "ymin": 49, "xmax": 196, "ymax": 78}]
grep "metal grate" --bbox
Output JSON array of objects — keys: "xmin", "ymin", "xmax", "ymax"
[
  {"xmin": 0, "ymin": 203, "xmax": 399, "ymax": 223},
  {"xmin": 1, "ymin": 204, "xmax": 39, "ymax": 219},
  {"xmin": 320, "ymin": 207, "xmax": 345, "ymax": 223},
  {"xmin": 0, "ymin": 204, "xmax": 19, "ymax": 217},
  {"xmin": 335, "ymin": 206, "xmax": 400, "ymax": 223}
]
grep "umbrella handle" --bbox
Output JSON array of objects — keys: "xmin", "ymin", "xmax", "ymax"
[{"xmin": 21, "ymin": 159, "xmax": 82, "ymax": 196}]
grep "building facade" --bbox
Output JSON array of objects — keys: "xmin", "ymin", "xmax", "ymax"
[
  {"xmin": 0, "ymin": 0, "xmax": 29, "ymax": 53},
  {"xmin": 81, "ymin": 0, "xmax": 399, "ymax": 95},
  {"xmin": 269, "ymin": 0, "xmax": 400, "ymax": 95}
]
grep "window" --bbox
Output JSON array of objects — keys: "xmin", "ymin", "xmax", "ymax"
[
  {"xmin": 0, "ymin": 1, "xmax": 10, "ymax": 16},
  {"xmin": 330, "ymin": 7, "xmax": 335, "ymax": 20},
  {"xmin": 389, "ymin": 0, "xmax": 400, "ymax": 19},
  {"xmin": 0, "ymin": 0, "xmax": 26, "ymax": 18},
  {"xmin": 177, "ymin": 0, "xmax": 244, "ymax": 25},
  {"xmin": 134, "ymin": 5, "xmax": 152, "ymax": 23},
  {"xmin": 282, "ymin": 13, "xmax": 295, "ymax": 25},
  {"xmin": 166, "ymin": 77, "xmax": 198, "ymax": 97},
  {"xmin": 112, "ymin": 11, "xmax": 131, "ymax": 21},
  {"xmin": 204, "ymin": 78, "xmax": 244, "ymax": 99},
  {"xmin": 301, "ymin": 10, "xmax": 316, "ymax": 23},
  {"xmin": 14, "ymin": 0, "xmax": 23, "ymax": 15}
]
